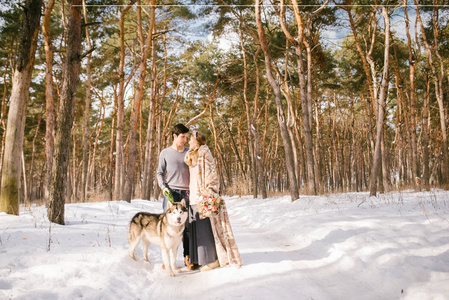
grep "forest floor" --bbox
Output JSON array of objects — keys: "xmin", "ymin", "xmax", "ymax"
[{"xmin": 1, "ymin": 189, "xmax": 449, "ymax": 299}]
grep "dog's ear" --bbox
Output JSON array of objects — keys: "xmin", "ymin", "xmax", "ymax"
[
  {"xmin": 167, "ymin": 200, "xmax": 173, "ymax": 209},
  {"xmin": 180, "ymin": 198, "xmax": 186, "ymax": 207}
]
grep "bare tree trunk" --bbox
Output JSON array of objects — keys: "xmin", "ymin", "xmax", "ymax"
[
  {"xmin": 256, "ymin": 0, "xmax": 299, "ymax": 201},
  {"xmin": 431, "ymin": 7, "xmax": 449, "ymax": 186},
  {"xmin": 277, "ymin": 39, "xmax": 301, "ymax": 190},
  {"xmin": 47, "ymin": 0, "xmax": 82, "ymax": 224},
  {"xmin": 370, "ymin": 6, "xmax": 390, "ymax": 196},
  {"xmin": 81, "ymin": 0, "xmax": 92, "ymax": 202},
  {"xmin": 415, "ymin": 0, "xmax": 448, "ymax": 186},
  {"xmin": 392, "ymin": 49, "xmax": 406, "ymax": 188},
  {"xmin": 66, "ymin": 157, "xmax": 73, "ymax": 203},
  {"xmin": 42, "ymin": 0, "xmax": 56, "ymax": 201},
  {"xmin": 381, "ymin": 124, "xmax": 389, "ymax": 192},
  {"xmin": 72, "ymin": 127, "xmax": 78, "ymax": 201},
  {"xmin": 239, "ymin": 26, "xmax": 257, "ymax": 197},
  {"xmin": 343, "ymin": 3, "xmax": 377, "ymax": 171},
  {"xmin": 138, "ymin": 97, "xmax": 144, "ymax": 196},
  {"xmin": 124, "ymin": 0, "xmax": 156, "ymax": 202},
  {"xmin": 0, "ymin": 55, "xmax": 12, "ymax": 184},
  {"xmin": 278, "ymin": 0, "xmax": 327, "ymax": 195},
  {"xmin": 21, "ymin": 152, "xmax": 27, "ymax": 205},
  {"xmin": 114, "ymin": 1, "xmax": 136, "ymax": 200},
  {"xmin": 350, "ymin": 95, "xmax": 359, "ymax": 191},
  {"xmin": 28, "ymin": 113, "xmax": 42, "ymax": 202},
  {"xmin": 404, "ymin": 0, "xmax": 420, "ymax": 188},
  {"xmin": 154, "ymin": 27, "xmax": 168, "ymax": 199},
  {"xmin": 251, "ymin": 47, "xmax": 267, "ymax": 199},
  {"xmin": 341, "ymin": 1, "xmax": 376, "ymax": 106},
  {"xmin": 0, "ymin": 0, "xmax": 42, "ymax": 215},
  {"xmin": 215, "ymin": 105, "xmax": 246, "ymax": 177},
  {"xmin": 299, "ymin": 41, "xmax": 316, "ymax": 194},
  {"xmin": 422, "ymin": 64, "xmax": 431, "ymax": 190},
  {"xmin": 142, "ymin": 37, "xmax": 157, "ymax": 200},
  {"xmin": 90, "ymin": 94, "xmax": 105, "ymax": 193},
  {"xmin": 109, "ymin": 89, "xmax": 117, "ymax": 201}
]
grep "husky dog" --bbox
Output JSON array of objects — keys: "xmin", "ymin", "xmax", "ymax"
[{"xmin": 128, "ymin": 199, "xmax": 188, "ymax": 277}]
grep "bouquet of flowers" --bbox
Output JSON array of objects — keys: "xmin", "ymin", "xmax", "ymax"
[{"xmin": 198, "ymin": 192, "xmax": 223, "ymax": 219}]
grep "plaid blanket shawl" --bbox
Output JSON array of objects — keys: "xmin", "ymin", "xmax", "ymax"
[{"xmin": 197, "ymin": 145, "xmax": 243, "ymax": 268}]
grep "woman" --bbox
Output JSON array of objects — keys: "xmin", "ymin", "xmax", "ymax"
[{"xmin": 185, "ymin": 131, "xmax": 242, "ymax": 271}]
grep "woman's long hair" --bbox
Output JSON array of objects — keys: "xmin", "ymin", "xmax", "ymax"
[{"xmin": 185, "ymin": 131, "xmax": 206, "ymax": 167}]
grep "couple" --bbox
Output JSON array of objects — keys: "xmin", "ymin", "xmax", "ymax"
[{"xmin": 157, "ymin": 124, "xmax": 242, "ymax": 272}]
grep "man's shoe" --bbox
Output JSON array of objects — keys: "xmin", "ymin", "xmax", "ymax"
[{"xmin": 185, "ymin": 256, "xmax": 196, "ymax": 270}]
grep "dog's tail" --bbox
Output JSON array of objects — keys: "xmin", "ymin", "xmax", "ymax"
[{"xmin": 128, "ymin": 213, "xmax": 144, "ymax": 243}]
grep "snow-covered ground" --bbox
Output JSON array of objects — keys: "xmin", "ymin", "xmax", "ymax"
[{"xmin": 1, "ymin": 190, "xmax": 449, "ymax": 299}]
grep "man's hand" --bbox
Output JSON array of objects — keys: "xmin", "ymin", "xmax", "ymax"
[{"xmin": 163, "ymin": 187, "xmax": 174, "ymax": 203}]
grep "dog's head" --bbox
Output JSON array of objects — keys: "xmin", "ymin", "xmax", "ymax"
[{"xmin": 166, "ymin": 198, "xmax": 188, "ymax": 226}]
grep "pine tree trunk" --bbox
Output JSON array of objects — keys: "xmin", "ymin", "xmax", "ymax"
[
  {"xmin": 415, "ymin": 0, "xmax": 449, "ymax": 186},
  {"xmin": 278, "ymin": 0, "xmax": 319, "ymax": 195},
  {"xmin": 142, "ymin": 39, "xmax": 157, "ymax": 200},
  {"xmin": 154, "ymin": 27, "xmax": 168, "ymax": 199},
  {"xmin": 297, "ymin": 42, "xmax": 316, "ymax": 195},
  {"xmin": 42, "ymin": 0, "xmax": 56, "ymax": 201},
  {"xmin": 81, "ymin": 0, "xmax": 92, "ymax": 201},
  {"xmin": 392, "ymin": 47, "xmax": 409, "ymax": 186},
  {"xmin": 0, "ymin": 61, "xmax": 11, "ymax": 186},
  {"xmin": 381, "ymin": 125, "xmax": 389, "ymax": 192},
  {"xmin": 422, "ymin": 67, "xmax": 430, "ymax": 190},
  {"xmin": 109, "ymin": 90, "xmax": 117, "ymax": 201},
  {"xmin": 0, "ymin": 0, "xmax": 42, "ymax": 215},
  {"xmin": 314, "ymin": 98, "xmax": 323, "ymax": 193},
  {"xmin": 370, "ymin": 6, "xmax": 390, "ymax": 196},
  {"xmin": 66, "ymin": 163, "xmax": 72, "ymax": 204},
  {"xmin": 345, "ymin": 6, "xmax": 377, "ymax": 170},
  {"xmin": 124, "ymin": 0, "xmax": 156, "ymax": 202},
  {"xmin": 47, "ymin": 0, "xmax": 82, "ymax": 224},
  {"xmin": 404, "ymin": 2, "xmax": 420, "ymax": 188},
  {"xmin": 256, "ymin": 0, "xmax": 299, "ymax": 201},
  {"xmin": 114, "ymin": 1, "xmax": 136, "ymax": 200},
  {"xmin": 90, "ymin": 99, "xmax": 105, "ymax": 193},
  {"xmin": 251, "ymin": 47, "xmax": 267, "ymax": 199},
  {"xmin": 432, "ymin": 32, "xmax": 449, "ymax": 186},
  {"xmin": 239, "ymin": 26, "xmax": 257, "ymax": 198},
  {"xmin": 72, "ymin": 131, "xmax": 78, "ymax": 201},
  {"xmin": 279, "ymin": 43, "xmax": 301, "ymax": 189},
  {"xmin": 344, "ymin": 3, "xmax": 376, "ymax": 108},
  {"xmin": 29, "ymin": 114, "xmax": 42, "ymax": 202}
]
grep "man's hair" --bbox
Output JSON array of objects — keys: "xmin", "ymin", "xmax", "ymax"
[{"xmin": 172, "ymin": 123, "xmax": 189, "ymax": 137}]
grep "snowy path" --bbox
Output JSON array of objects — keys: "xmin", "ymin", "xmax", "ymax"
[
  {"xmin": 222, "ymin": 196, "xmax": 387, "ymax": 300},
  {"xmin": 1, "ymin": 190, "xmax": 449, "ymax": 299},
  {"xmin": 143, "ymin": 193, "xmax": 449, "ymax": 300},
  {"xmin": 142, "ymin": 198, "xmax": 324, "ymax": 300}
]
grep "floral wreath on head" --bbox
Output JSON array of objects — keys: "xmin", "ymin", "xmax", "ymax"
[{"xmin": 198, "ymin": 191, "xmax": 223, "ymax": 219}]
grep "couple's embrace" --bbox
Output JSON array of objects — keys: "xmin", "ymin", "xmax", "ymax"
[{"xmin": 157, "ymin": 124, "xmax": 242, "ymax": 271}]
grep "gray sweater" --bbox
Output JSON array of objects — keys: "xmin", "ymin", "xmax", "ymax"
[{"xmin": 156, "ymin": 146, "xmax": 190, "ymax": 190}]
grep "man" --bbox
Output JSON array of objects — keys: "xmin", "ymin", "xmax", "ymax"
[{"xmin": 156, "ymin": 123, "xmax": 194, "ymax": 269}]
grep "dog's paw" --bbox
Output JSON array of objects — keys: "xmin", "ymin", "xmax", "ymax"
[
  {"xmin": 173, "ymin": 268, "xmax": 181, "ymax": 274},
  {"xmin": 166, "ymin": 267, "xmax": 177, "ymax": 277},
  {"xmin": 129, "ymin": 253, "xmax": 137, "ymax": 261}
]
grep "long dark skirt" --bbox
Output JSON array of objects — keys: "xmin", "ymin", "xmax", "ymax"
[{"xmin": 188, "ymin": 205, "xmax": 218, "ymax": 266}]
